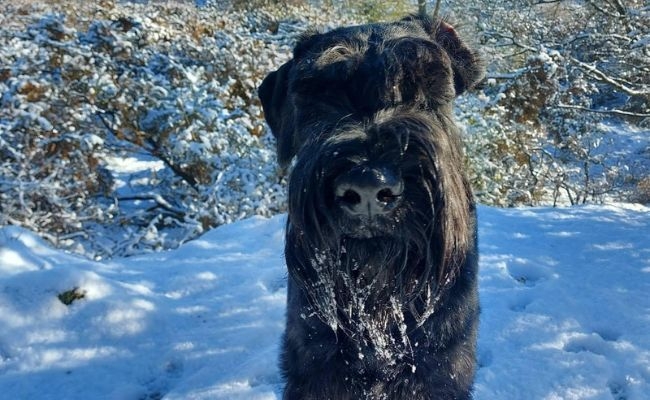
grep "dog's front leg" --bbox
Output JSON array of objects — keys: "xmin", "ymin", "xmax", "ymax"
[{"xmin": 281, "ymin": 280, "xmax": 362, "ymax": 400}]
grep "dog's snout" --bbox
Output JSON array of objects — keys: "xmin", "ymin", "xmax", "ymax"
[{"xmin": 334, "ymin": 166, "xmax": 403, "ymax": 217}]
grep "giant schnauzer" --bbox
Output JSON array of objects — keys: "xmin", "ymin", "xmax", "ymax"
[{"xmin": 259, "ymin": 14, "xmax": 483, "ymax": 400}]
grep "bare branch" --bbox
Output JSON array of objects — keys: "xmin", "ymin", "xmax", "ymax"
[
  {"xmin": 97, "ymin": 111, "xmax": 199, "ymax": 191},
  {"xmin": 585, "ymin": 0, "xmax": 626, "ymax": 18},
  {"xmin": 118, "ymin": 194, "xmax": 186, "ymax": 217},
  {"xmin": 570, "ymin": 57, "xmax": 649, "ymax": 97},
  {"xmin": 610, "ymin": 0, "xmax": 627, "ymax": 16},
  {"xmin": 432, "ymin": 0, "xmax": 442, "ymax": 20},
  {"xmin": 144, "ymin": 137, "xmax": 200, "ymax": 191},
  {"xmin": 483, "ymin": 31, "xmax": 538, "ymax": 52},
  {"xmin": 557, "ymin": 104, "xmax": 650, "ymax": 118},
  {"xmin": 564, "ymin": 33, "xmax": 632, "ymax": 46}
]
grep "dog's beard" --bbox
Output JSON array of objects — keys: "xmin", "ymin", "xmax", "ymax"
[
  {"xmin": 288, "ymin": 179, "xmax": 440, "ymax": 369},
  {"xmin": 302, "ymin": 236, "xmax": 426, "ymax": 369}
]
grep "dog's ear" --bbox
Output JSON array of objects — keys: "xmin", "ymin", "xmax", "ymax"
[
  {"xmin": 405, "ymin": 16, "xmax": 484, "ymax": 95},
  {"xmin": 259, "ymin": 60, "xmax": 295, "ymax": 168},
  {"xmin": 435, "ymin": 21, "xmax": 484, "ymax": 95}
]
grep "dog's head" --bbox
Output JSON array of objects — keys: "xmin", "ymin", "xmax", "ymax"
[
  {"xmin": 259, "ymin": 15, "xmax": 483, "ymax": 168},
  {"xmin": 259, "ymin": 16, "xmax": 481, "ymax": 328}
]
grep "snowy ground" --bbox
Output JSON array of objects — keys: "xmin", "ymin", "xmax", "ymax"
[{"xmin": 0, "ymin": 204, "xmax": 649, "ymax": 400}]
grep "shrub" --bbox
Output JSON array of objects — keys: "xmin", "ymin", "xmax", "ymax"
[{"xmin": 0, "ymin": 1, "xmax": 357, "ymax": 258}]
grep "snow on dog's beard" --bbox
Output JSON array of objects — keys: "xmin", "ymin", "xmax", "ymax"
[{"xmin": 305, "ymin": 238, "xmax": 417, "ymax": 369}]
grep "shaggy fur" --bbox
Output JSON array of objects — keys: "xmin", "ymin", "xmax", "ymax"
[{"xmin": 259, "ymin": 15, "xmax": 483, "ymax": 400}]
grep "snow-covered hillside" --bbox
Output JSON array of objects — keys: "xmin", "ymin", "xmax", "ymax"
[{"xmin": 1, "ymin": 205, "xmax": 648, "ymax": 399}]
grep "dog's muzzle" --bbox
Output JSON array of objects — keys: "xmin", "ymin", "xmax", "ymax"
[{"xmin": 333, "ymin": 165, "xmax": 403, "ymax": 219}]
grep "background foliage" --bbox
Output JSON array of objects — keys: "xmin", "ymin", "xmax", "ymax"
[{"xmin": 1, "ymin": 0, "xmax": 648, "ymax": 258}]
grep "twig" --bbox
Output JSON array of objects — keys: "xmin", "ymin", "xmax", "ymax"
[
  {"xmin": 483, "ymin": 30, "xmax": 538, "ymax": 52},
  {"xmin": 557, "ymin": 104, "xmax": 650, "ymax": 118},
  {"xmin": 145, "ymin": 137, "xmax": 199, "ymax": 191},
  {"xmin": 432, "ymin": 0, "xmax": 442, "ymax": 21},
  {"xmin": 117, "ymin": 194, "xmax": 186, "ymax": 217}
]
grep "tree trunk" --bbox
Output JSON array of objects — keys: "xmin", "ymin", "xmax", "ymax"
[
  {"xmin": 432, "ymin": 0, "xmax": 442, "ymax": 20},
  {"xmin": 418, "ymin": 0, "xmax": 427, "ymax": 16}
]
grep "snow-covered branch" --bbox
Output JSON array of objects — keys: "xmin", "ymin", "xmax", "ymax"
[
  {"xmin": 557, "ymin": 104, "xmax": 650, "ymax": 118},
  {"xmin": 570, "ymin": 57, "xmax": 649, "ymax": 98}
]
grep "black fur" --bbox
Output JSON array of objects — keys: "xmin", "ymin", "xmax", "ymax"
[{"xmin": 259, "ymin": 15, "xmax": 483, "ymax": 400}]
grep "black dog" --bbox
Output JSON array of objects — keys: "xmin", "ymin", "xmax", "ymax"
[{"xmin": 259, "ymin": 15, "xmax": 483, "ymax": 400}]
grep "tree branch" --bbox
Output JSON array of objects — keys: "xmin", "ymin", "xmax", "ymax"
[
  {"xmin": 557, "ymin": 104, "xmax": 650, "ymax": 118},
  {"xmin": 144, "ymin": 137, "xmax": 199, "ymax": 191},
  {"xmin": 483, "ymin": 31, "xmax": 537, "ymax": 52},
  {"xmin": 97, "ymin": 111, "xmax": 199, "ymax": 191},
  {"xmin": 432, "ymin": 0, "xmax": 442, "ymax": 20},
  {"xmin": 118, "ymin": 194, "xmax": 186, "ymax": 217},
  {"xmin": 585, "ymin": 0, "xmax": 626, "ymax": 18},
  {"xmin": 570, "ymin": 57, "xmax": 648, "ymax": 97}
]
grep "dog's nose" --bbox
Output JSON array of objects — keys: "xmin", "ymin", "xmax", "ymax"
[{"xmin": 334, "ymin": 166, "xmax": 403, "ymax": 217}]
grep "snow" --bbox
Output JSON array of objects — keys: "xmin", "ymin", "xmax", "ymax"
[
  {"xmin": 475, "ymin": 204, "xmax": 650, "ymax": 399},
  {"xmin": 1, "ymin": 205, "xmax": 648, "ymax": 399}
]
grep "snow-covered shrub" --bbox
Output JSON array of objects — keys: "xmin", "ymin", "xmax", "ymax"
[
  {"xmin": 460, "ymin": 52, "xmax": 561, "ymax": 206},
  {"xmin": 0, "ymin": 14, "xmax": 115, "ymax": 241},
  {"xmin": 460, "ymin": 46, "xmax": 635, "ymax": 206},
  {"xmin": 0, "ymin": 1, "xmax": 357, "ymax": 258},
  {"xmin": 454, "ymin": 0, "xmax": 649, "ymax": 206}
]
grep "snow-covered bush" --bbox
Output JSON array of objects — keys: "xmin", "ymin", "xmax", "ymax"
[
  {"xmin": 0, "ymin": 1, "xmax": 357, "ymax": 258},
  {"xmin": 452, "ymin": 0, "xmax": 649, "ymax": 206},
  {"xmin": 460, "ymin": 52, "xmax": 559, "ymax": 206},
  {"xmin": 461, "ymin": 48, "xmax": 630, "ymax": 206},
  {"xmin": 0, "ymin": 13, "xmax": 115, "ymax": 243}
]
